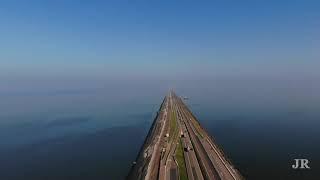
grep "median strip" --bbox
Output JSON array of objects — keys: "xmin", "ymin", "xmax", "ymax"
[{"xmin": 176, "ymin": 139, "xmax": 188, "ymax": 180}]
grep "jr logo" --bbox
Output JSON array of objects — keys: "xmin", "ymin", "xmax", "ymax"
[{"xmin": 292, "ymin": 159, "xmax": 310, "ymax": 169}]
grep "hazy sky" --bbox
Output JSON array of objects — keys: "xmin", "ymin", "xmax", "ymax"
[{"xmin": 0, "ymin": 1, "xmax": 319, "ymax": 80}]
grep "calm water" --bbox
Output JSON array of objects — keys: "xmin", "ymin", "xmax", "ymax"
[{"xmin": 0, "ymin": 77, "xmax": 319, "ymax": 179}]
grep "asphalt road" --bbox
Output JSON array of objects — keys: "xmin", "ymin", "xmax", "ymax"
[
  {"xmin": 127, "ymin": 91, "xmax": 243, "ymax": 180},
  {"xmin": 174, "ymin": 93, "xmax": 242, "ymax": 180}
]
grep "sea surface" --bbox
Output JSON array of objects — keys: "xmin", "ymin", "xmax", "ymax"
[{"xmin": 0, "ymin": 77, "xmax": 319, "ymax": 179}]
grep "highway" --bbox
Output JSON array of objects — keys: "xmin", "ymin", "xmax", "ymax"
[{"xmin": 127, "ymin": 91, "xmax": 244, "ymax": 180}]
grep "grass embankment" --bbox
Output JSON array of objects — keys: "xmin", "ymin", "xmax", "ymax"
[
  {"xmin": 176, "ymin": 139, "xmax": 188, "ymax": 180},
  {"xmin": 191, "ymin": 119, "xmax": 204, "ymax": 138},
  {"xmin": 185, "ymin": 109, "xmax": 204, "ymax": 138},
  {"xmin": 169, "ymin": 108, "xmax": 178, "ymax": 142}
]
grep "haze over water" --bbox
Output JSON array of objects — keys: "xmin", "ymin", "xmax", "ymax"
[{"xmin": 0, "ymin": 76, "xmax": 319, "ymax": 179}]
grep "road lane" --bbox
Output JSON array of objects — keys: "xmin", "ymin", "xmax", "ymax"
[
  {"xmin": 174, "ymin": 93, "xmax": 242, "ymax": 180},
  {"xmin": 128, "ymin": 91, "xmax": 243, "ymax": 180}
]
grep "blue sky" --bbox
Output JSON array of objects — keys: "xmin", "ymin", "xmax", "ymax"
[{"xmin": 0, "ymin": 1, "xmax": 319, "ymax": 80}]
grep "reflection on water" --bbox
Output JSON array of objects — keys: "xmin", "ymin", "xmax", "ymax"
[
  {"xmin": 1, "ymin": 125, "xmax": 147, "ymax": 180},
  {"xmin": 0, "ymin": 77, "xmax": 319, "ymax": 179}
]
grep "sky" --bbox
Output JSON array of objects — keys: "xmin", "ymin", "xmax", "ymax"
[{"xmin": 0, "ymin": 1, "xmax": 319, "ymax": 81}]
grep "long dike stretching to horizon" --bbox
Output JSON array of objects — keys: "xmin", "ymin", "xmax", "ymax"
[{"xmin": 127, "ymin": 92, "xmax": 243, "ymax": 180}]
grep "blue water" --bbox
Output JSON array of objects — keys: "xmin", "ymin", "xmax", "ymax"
[{"xmin": 0, "ymin": 77, "xmax": 319, "ymax": 179}]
